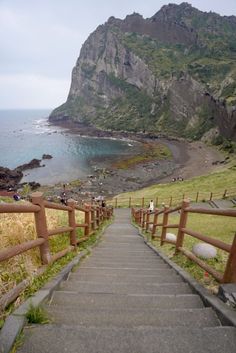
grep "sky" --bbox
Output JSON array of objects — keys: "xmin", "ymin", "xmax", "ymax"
[{"xmin": 0, "ymin": 0, "xmax": 236, "ymax": 109}]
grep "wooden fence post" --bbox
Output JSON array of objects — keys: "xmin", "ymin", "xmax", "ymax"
[
  {"xmin": 196, "ymin": 192, "xmax": 199, "ymax": 203},
  {"xmin": 223, "ymin": 233, "xmax": 236, "ymax": 283},
  {"xmin": 67, "ymin": 199, "xmax": 77, "ymax": 246},
  {"xmin": 138, "ymin": 210, "xmax": 143, "ymax": 227},
  {"xmin": 31, "ymin": 192, "xmax": 51, "ymax": 265},
  {"xmin": 142, "ymin": 211, "xmax": 146, "ymax": 229},
  {"xmin": 115, "ymin": 198, "xmax": 118, "ymax": 208},
  {"xmin": 175, "ymin": 200, "xmax": 190, "ymax": 254},
  {"xmin": 146, "ymin": 211, "xmax": 150, "ymax": 232},
  {"xmin": 160, "ymin": 206, "xmax": 169, "ymax": 246},
  {"xmin": 84, "ymin": 206, "xmax": 90, "ymax": 237},
  {"xmin": 210, "ymin": 192, "xmax": 213, "ymax": 201},
  {"xmin": 129, "ymin": 197, "xmax": 131, "ymax": 208},
  {"xmin": 142, "ymin": 197, "xmax": 144, "ymax": 208},
  {"xmin": 152, "ymin": 210, "xmax": 158, "ymax": 237},
  {"xmin": 223, "ymin": 189, "xmax": 227, "ymax": 199},
  {"xmin": 155, "ymin": 197, "xmax": 158, "ymax": 208},
  {"xmin": 91, "ymin": 207, "xmax": 95, "ymax": 231},
  {"xmin": 96, "ymin": 207, "xmax": 100, "ymax": 227}
]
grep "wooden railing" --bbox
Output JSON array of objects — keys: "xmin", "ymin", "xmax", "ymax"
[
  {"xmin": 0, "ymin": 192, "xmax": 113, "ymax": 310},
  {"xmin": 111, "ymin": 187, "xmax": 236, "ymax": 208},
  {"xmin": 132, "ymin": 200, "xmax": 236, "ymax": 283}
]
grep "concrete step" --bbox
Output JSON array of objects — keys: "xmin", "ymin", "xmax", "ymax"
[
  {"xmin": 50, "ymin": 292, "xmax": 205, "ymax": 309},
  {"xmin": 72, "ymin": 267, "xmax": 177, "ymax": 276},
  {"xmin": 103, "ymin": 231, "xmax": 142, "ymax": 236},
  {"xmin": 83, "ymin": 252, "xmax": 162, "ymax": 260},
  {"xmin": 79, "ymin": 260, "xmax": 170, "ymax": 269},
  {"xmin": 90, "ymin": 248, "xmax": 153, "ymax": 256},
  {"xmin": 211, "ymin": 199, "xmax": 235, "ymax": 209},
  {"xmin": 68, "ymin": 273, "xmax": 183, "ymax": 284},
  {"xmin": 17, "ymin": 325, "xmax": 236, "ymax": 353},
  {"xmin": 61, "ymin": 281, "xmax": 193, "ymax": 295},
  {"xmin": 93, "ymin": 245, "xmax": 151, "ymax": 251},
  {"xmin": 80, "ymin": 260, "xmax": 168, "ymax": 268},
  {"xmin": 83, "ymin": 254, "xmax": 163, "ymax": 261},
  {"xmin": 45, "ymin": 306, "xmax": 220, "ymax": 328},
  {"xmin": 107, "ymin": 226, "xmax": 137, "ymax": 232}
]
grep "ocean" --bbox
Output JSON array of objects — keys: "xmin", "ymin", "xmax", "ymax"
[{"xmin": 0, "ymin": 110, "xmax": 136, "ymax": 185}]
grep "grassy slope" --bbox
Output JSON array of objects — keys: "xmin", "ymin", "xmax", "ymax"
[
  {"xmin": 143, "ymin": 211, "xmax": 236, "ymax": 291},
  {"xmin": 124, "ymin": 157, "xmax": 236, "ymax": 289},
  {"xmin": 113, "ymin": 166, "xmax": 236, "ymax": 207}
]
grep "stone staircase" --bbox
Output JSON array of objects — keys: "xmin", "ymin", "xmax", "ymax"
[{"xmin": 17, "ymin": 209, "xmax": 236, "ymax": 353}]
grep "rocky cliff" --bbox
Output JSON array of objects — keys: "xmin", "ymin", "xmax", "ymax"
[{"xmin": 49, "ymin": 2, "xmax": 236, "ymax": 141}]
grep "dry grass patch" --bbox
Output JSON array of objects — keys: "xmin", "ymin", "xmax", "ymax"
[{"xmin": 0, "ymin": 202, "xmax": 84, "ymax": 297}]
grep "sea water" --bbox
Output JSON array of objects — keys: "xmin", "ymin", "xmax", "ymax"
[{"xmin": 0, "ymin": 110, "xmax": 136, "ymax": 185}]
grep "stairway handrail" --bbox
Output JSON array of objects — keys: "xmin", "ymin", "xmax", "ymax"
[
  {"xmin": 0, "ymin": 192, "xmax": 113, "ymax": 311},
  {"xmin": 132, "ymin": 200, "xmax": 236, "ymax": 283}
]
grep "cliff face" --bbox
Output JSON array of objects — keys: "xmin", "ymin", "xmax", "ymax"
[{"xmin": 50, "ymin": 2, "xmax": 236, "ymax": 141}]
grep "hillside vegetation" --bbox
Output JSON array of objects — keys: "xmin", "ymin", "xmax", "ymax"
[
  {"xmin": 113, "ymin": 166, "xmax": 236, "ymax": 207},
  {"xmin": 50, "ymin": 2, "xmax": 236, "ymax": 142}
]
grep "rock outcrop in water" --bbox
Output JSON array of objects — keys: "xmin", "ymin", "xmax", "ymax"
[
  {"xmin": 0, "ymin": 158, "xmax": 47, "ymax": 190},
  {"xmin": 50, "ymin": 2, "xmax": 236, "ymax": 142}
]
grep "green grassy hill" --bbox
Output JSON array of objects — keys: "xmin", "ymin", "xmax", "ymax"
[{"xmin": 112, "ymin": 166, "xmax": 236, "ymax": 207}]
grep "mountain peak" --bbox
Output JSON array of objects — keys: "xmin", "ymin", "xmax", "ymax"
[{"xmin": 152, "ymin": 2, "xmax": 197, "ymax": 21}]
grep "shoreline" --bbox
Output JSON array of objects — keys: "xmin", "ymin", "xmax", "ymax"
[
  {"xmin": 0, "ymin": 119, "xmax": 226, "ymax": 200},
  {"xmin": 37, "ymin": 121, "xmax": 226, "ymax": 200}
]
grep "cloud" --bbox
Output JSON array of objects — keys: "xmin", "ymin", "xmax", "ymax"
[
  {"xmin": 0, "ymin": 73, "xmax": 70, "ymax": 108},
  {"xmin": 0, "ymin": 0, "xmax": 235, "ymax": 109}
]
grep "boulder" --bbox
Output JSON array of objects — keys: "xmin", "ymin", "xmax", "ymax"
[
  {"xmin": 17, "ymin": 158, "xmax": 41, "ymax": 171},
  {"xmin": 166, "ymin": 233, "xmax": 177, "ymax": 242},
  {"xmin": 42, "ymin": 154, "xmax": 53, "ymax": 160},
  {"xmin": 192, "ymin": 242, "xmax": 217, "ymax": 259},
  {"xmin": 0, "ymin": 158, "xmax": 42, "ymax": 190},
  {"xmin": 0, "ymin": 166, "xmax": 23, "ymax": 190}
]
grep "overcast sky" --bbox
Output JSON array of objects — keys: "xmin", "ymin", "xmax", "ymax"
[{"xmin": 0, "ymin": 0, "xmax": 235, "ymax": 109}]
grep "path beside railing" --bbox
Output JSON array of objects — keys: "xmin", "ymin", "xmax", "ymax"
[{"xmin": 15, "ymin": 209, "xmax": 236, "ymax": 353}]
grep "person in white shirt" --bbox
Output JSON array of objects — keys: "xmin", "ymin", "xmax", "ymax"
[{"xmin": 149, "ymin": 199, "xmax": 154, "ymax": 212}]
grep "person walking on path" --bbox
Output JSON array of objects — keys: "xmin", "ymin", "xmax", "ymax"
[{"xmin": 149, "ymin": 199, "xmax": 154, "ymax": 212}]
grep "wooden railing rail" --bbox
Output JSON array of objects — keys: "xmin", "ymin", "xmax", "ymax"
[
  {"xmin": 43, "ymin": 200, "xmax": 72, "ymax": 211},
  {"xmin": 0, "ymin": 193, "xmax": 113, "ymax": 274},
  {"xmin": 132, "ymin": 199, "xmax": 236, "ymax": 283},
  {"xmin": 0, "ymin": 192, "xmax": 113, "ymax": 310},
  {"xmin": 0, "ymin": 203, "xmax": 41, "ymax": 213}
]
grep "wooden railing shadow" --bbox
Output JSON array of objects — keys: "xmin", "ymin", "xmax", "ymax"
[{"xmin": 132, "ymin": 200, "xmax": 236, "ymax": 284}]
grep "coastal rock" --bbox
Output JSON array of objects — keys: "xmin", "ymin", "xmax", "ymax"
[
  {"xmin": 0, "ymin": 159, "xmax": 42, "ymax": 190},
  {"xmin": 42, "ymin": 154, "xmax": 53, "ymax": 160},
  {"xmin": 17, "ymin": 159, "xmax": 42, "ymax": 172},
  {"xmin": 28, "ymin": 181, "xmax": 41, "ymax": 190},
  {"xmin": 0, "ymin": 166, "xmax": 23, "ymax": 190}
]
